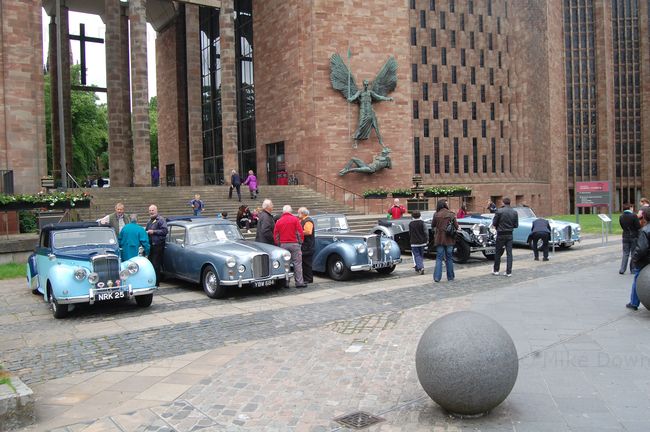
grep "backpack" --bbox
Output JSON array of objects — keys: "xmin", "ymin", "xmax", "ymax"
[{"xmin": 445, "ymin": 218, "xmax": 457, "ymax": 237}]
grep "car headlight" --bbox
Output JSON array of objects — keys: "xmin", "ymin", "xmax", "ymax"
[
  {"xmin": 368, "ymin": 248, "xmax": 374, "ymax": 257},
  {"xmin": 273, "ymin": 260, "xmax": 281, "ymax": 269},
  {"xmin": 226, "ymin": 256, "xmax": 237, "ymax": 268},
  {"xmin": 127, "ymin": 262, "xmax": 139, "ymax": 275},
  {"xmin": 88, "ymin": 272, "xmax": 99, "ymax": 284},
  {"xmin": 237, "ymin": 264, "xmax": 246, "ymax": 273},
  {"xmin": 120, "ymin": 269, "xmax": 131, "ymax": 279},
  {"xmin": 383, "ymin": 242, "xmax": 391, "ymax": 253},
  {"xmin": 282, "ymin": 251, "xmax": 291, "ymax": 262},
  {"xmin": 74, "ymin": 268, "xmax": 88, "ymax": 281},
  {"xmin": 356, "ymin": 244, "xmax": 367, "ymax": 254},
  {"xmin": 471, "ymin": 224, "xmax": 481, "ymax": 236},
  {"xmin": 489, "ymin": 226, "xmax": 497, "ymax": 235}
]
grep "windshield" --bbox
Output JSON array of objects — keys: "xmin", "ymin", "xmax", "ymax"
[
  {"xmin": 314, "ymin": 216, "xmax": 349, "ymax": 232},
  {"xmin": 515, "ymin": 207, "xmax": 537, "ymax": 219},
  {"xmin": 53, "ymin": 229, "xmax": 117, "ymax": 249},
  {"xmin": 189, "ymin": 224, "xmax": 243, "ymax": 244}
]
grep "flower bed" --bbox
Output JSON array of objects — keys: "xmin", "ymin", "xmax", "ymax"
[{"xmin": 0, "ymin": 192, "xmax": 92, "ymax": 211}]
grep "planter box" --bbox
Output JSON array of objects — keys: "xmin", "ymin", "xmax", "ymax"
[
  {"xmin": 391, "ymin": 193, "xmax": 414, "ymax": 198},
  {"xmin": 364, "ymin": 194, "xmax": 388, "ymax": 199},
  {"xmin": 0, "ymin": 200, "xmax": 90, "ymax": 212}
]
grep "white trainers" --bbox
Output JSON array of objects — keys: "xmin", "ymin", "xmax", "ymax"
[
  {"xmin": 506, "ymin": 273, "xmax": 512, "ymax": 277},
  {"xmin": 492, "ymin": 271, "xmax": 500, "ymax": 276}
]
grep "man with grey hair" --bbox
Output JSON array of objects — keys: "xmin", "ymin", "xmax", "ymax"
[
  {"xmin": 255, "ymin": 199, "xmax": 275, "ymax": 245},
  {"xmin": 274, "ymin": 205, "xmax": 306, "ymax": 288},
  {"xmin": 298, "ymin": 207, "xmax": 315, "ymax": 283}
]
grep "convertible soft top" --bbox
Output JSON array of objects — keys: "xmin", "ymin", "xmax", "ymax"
[{"xmin": 41, "ymin": 221, "xmax": 100, "ymax": 235}]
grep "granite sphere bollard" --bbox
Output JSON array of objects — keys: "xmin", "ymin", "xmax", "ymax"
[
  {"xmin": 415, "ymin": 311, "xmax": 518, "ymax": 417},
  {"xmin": 635, "ymin": 266, "xmax": 650, "ymax": 309}
]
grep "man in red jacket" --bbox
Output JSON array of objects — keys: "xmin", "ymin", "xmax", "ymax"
[
  {"xmin": 274, "ymin": 205, "xmax": 306, "ymax": 288},
  {"xmin": 388, "ymin": 198, "xmax": 407, "ymax": 219}
]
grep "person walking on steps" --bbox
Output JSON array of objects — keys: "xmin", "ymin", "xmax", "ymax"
[{"xmin": 242, "ymin": 170, "xmax": 258, "ymax": 200}]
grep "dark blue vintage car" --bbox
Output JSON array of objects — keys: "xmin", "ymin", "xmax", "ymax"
[
  {"xmin": 311, "ymin": 214, "xmax": 402, "ymax": 280},
  {"xmin": 162, "ymin": 218, "xmax": 293, "ymax": 298},
  {"xmin": 26, "ymin": 222, "xmax": 157, "ymax": 319}
]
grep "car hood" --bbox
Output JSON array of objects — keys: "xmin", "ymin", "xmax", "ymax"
[
  {"xmin": 191, "ymin": 240, "xmax": 281, "ymax": 257},
  {"xmin": 317, "ymin": 229, "xmax": 378, "ymax": 239},
  {"xmin": 520, "ymin": 217, "xmax": 580, "ymax": 229},
  {"xmin": 51, "ymin": 247, "xmax": 120, "ymax": 260}
]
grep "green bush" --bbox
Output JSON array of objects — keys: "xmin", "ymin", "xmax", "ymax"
[
  {"xmin": 362, "ymin": 188, "xmax": 389, "ymax": 197},
  {"xmin": 424, "ymin": 185, "xmax": 472, "ymax": 196},
  {"xmin": 391, "ymin": 188, "xmax": 414, "ymax": 197},
  {"xmin": 19, "ymin": 211, "xmax": 38, "ymax": 233}
]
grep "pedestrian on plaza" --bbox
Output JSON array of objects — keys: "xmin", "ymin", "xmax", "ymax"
[
  {"xmin": 255, "ymin": 199, "xmax": 276, "ymax": 245},
  {"xmin": 529, "ymin": 217, "xmax": 551, "ymax": 262},
  {"xmin": 387, "ymin": 198, "xmax": 407, "ymax": 219},
  {"xmin": 491, "ymin": 196, "xmax": 519, "ymax": 277},
  {"xmin": 487, "ymin": 199, "xmax": 497, "ymax": 214},
  {"xmin": 274, "ymin": 205, "xmax": 306, "ymax": 288},
  {"xmin": 151, "ymin": 166, "xmax": 160, "ymax": 187},
  {"xmin": 189, "ymin": 193, "xmax": 204, "ymax": 216},
  {"xmin": 433, "ymin": 200, "xmax": 458, "ymax": 282},
  {"xmin": 298, "ymin": 207, "xmax": 315, "ymax": 283},
  {"xmin": 242, "ymin": 170, "xmax": 258, "ymax": 200},
  {"xmin": 99, "ymin": 202, "xmax": 131, "ymax": 236},
  {"xmin": 638, "ymin": 197, "xmax": 650, "ymax": 227},
  {"xmin": 118, "ymin": 214, "xmax": 150, "ymax": 261},
  {"xmin": 229, "ymin": 169, "xmax": 242, "ymax": 201},
  {"xmin": 457, "ymin": 203, "xmax": 468, "ymax": 219},
  {"xmin": 626, "ymin": 208, "xmax": 650, "ymax": 311},
  {"xmin": 620, "ymin": 203, "xmax": 641, "ymax": 274},
  {"xmin": 409, "ymin": 210, "xmax": 428, "ymax": 275},
  {"xmin": 145, "ymin": 204, "xmax": 168, "ymax": 285}
]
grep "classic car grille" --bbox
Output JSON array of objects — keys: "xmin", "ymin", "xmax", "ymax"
[
  {"xmin": 566, "ymin": 226, "xmax": 572, "ymax": 239},
  {"xmin": 252, "ymin": 254, "xmax": 270, "ymax": 278},
  {"xmin": 92, "ymin": 255, "xmax": 120, "ymax": 283},
  {"xmin": 367, "ymin": 235, "xmax": 381, "ymax": 261}
]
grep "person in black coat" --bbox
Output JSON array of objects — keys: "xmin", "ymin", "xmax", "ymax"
[
  {"xmin": 627, "ymin": 208, "xmax": 650, "ymax": 310},
  {"xmin": 619, "ymin": 203, "xmax": 641, "ymax": 274},
  {"xmin": 491, "ymin": 197, "xmax": 519, "ymax": 276},
  {"xmin": 298, "ymin": 207, "xmax": 315, "ymax": 283},
  {"xmin": 255, "ymin": 199, "xmax": 275, "ymax": 245},
  {"xmin": 409, "ymin": 210, "xmax": 428, "ymax": 275},
  {"xmin": 229, "ymin": 169, "xmax": 242, "ymax": 201},
  {"xmin": 530, "ymin": 217, "xmax": 552, "ymax": 261}
]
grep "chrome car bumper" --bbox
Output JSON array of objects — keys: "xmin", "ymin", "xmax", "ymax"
[
  {"xmin": 57, "ymin": 285, "xmax": 158, "ymax": 305},
  {"xmin": 222, "ymin": 272, "xmax": 294, "ymax": 287},
  {"xmin": 351, "ymin": 258, "xmax": 402, "ymax": 271}
]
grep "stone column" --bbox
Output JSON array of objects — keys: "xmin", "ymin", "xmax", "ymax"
[
  {"xmin": 129, "ymin": 0, "xmax": 151, "ymax": 186},
  {"xmin": 104, "ymin": 0, "xmax": 132, "ymax": 187},
  {"xmin": 638, "ymin": 0, "xmax": 650, "ymax": 196},
  {"xmin": 48, "ymin": 8, "xmax": 73, "ymax": 181},
  {"xmin": 220, "ymin": 0, "xmax": 239, "ymax": 176},
  {"xmin": 185, "ymin": 5, "xmax": 203, "ymax": 186}
]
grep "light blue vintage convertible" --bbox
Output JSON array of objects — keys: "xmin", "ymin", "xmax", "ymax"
[
  {"xmin": 481, "ymin": 206, "xmax": 581, "ymax": 248},
  {"xmin": 162, "ymin": 218, "xmax": 293, "ymax": 298},
  {"xmin": 312, "ymin": 214, "xmax": 402, "ymax": 280},
  {"xmin": 26, "ymin": 222, "xmax": 157, "ymax": 319}
]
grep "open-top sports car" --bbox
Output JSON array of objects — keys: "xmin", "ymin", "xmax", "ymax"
[
  {"xmin": 312, "ymin": 214, "xmax": 402, "ymax": 280},
  {"xmin": 162, "ymin": 218, "xmax": 293, "ymax": 298},
  {"xmin": 480, "ymin": 206, "xmax": 581, "ymax": 248},
  {"xmin": 26, "ymin": 222, "xmax": 157, "ymax": 319},
  {"xmin": 370, "ymin": 211, "xmax": 496, "ymax": 263}
]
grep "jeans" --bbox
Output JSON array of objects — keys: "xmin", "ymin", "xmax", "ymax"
[
  {"xmin": 620, "ymin": 237, "xmax": 638, "ymax": 273},
  {"xmin": 434, "ymin": 245, "xmax": 454, "ymax": 282},
  {"xmin": 412, "ymin": 246, "xmax": 425, "ymax": 271},
  {"xmin": 531, "ymin": 232, "xmax": 550, "ymax": 260},
  {"xmin": 630, "ymin": 268, "xmax": 641, "ymax": 307},
  {"xmin": 494, "ymin": 234, "xmax": 513, "ymax": 274},
  {"xmin": 193, "ymin": 209, "xmax": 202, "ymax": 216}
]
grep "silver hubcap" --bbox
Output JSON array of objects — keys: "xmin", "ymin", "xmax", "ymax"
[
  {"xmin": 205, "ymin": 271, "xmax": 218, "ymax": 293},
  {"xmin": 334, "ymin": 261, "xmax": 343, "ymax": 273},
  {"xmin": 49, "ymin": 292, "xmax": 57, "ymax": 311}
]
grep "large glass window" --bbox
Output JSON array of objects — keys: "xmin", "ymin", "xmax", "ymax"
[{"xmin": 235, "ymin": 0, "xmax": 256, "ymax": 175}]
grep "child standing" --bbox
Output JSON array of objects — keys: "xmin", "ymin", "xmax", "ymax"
[{"xmin": 190, "ymin": 194, "xmax": 204, "ymax": 216}]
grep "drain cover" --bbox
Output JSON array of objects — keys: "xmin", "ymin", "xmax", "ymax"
[{"xmin": 334, "ymin": 411, "xmax": 385, "ymax": 429}]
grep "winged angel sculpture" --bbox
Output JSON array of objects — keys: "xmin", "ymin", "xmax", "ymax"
[{"xmin": 330, "ymin": 53, "xmax": 398, "ymax": 147}]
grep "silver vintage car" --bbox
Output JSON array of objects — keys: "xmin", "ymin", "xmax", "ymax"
[{"xmin": 162, "ymin": 218, "xmax": 293, "ymax": 298}]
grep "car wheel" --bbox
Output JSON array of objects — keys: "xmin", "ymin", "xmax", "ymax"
[
  {"xmin": 135, "ymin": 294, "xmax": 153, "ymax": 308},
  {"xmin": 327, "ymin": 254, "xmax": 352, "ymax": 281},
  {"xmin": 559, "ymin": 244, "xmax": 572, "ymax": 250},
  {"xmin": 48, "ymin": 289, "xmax": 69, "ymax": 319},
  {"xmin": 202, "ymin": 265, "xmax": 226, "ymax": 299},
  {"xmin": 376, "ymin": 265, "xmax": 396, "ymax": 275},
  {"xmin": 453, "ymin": 238, "xmax": 471, "ymax": 264}
]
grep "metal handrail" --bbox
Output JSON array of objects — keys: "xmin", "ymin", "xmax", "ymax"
[
  {"xmin": 292, "ymin": 170, "xmax": 368, "ymax": 214},
  {"xmin": 66, "ymin": 172, "xmax": 82, "ymax": 190}
]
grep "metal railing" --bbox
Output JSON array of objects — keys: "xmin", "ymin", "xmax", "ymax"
[
  {"xmin": 66, "ymin": 172, "xmax": 83, "ymax": 190},
  {"xmin": 293, "ymin": 170, "xmax": 370, "ymax": 214}
]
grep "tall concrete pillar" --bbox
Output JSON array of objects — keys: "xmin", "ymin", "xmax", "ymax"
[
  {"xmin": 129, "ymin": 0, "xmax": 151, "ymax": 186},
  {"xmin": 220, "ymin": 0, "xmax": 239, "ymax": 177},
  {"xmin": 186, "ymin": 5, "xmax": 203, "ymax": 186},
  {"xmin": 104, "ymin": 0, "xmax": 132, "ymax": 186},
  {"xmin": 639, "ymin": 1, "xmax": 650, "ymax": 196},
  {"xmin": 48, "ymin": 8, "xmax": 73, "ymax": 182}
]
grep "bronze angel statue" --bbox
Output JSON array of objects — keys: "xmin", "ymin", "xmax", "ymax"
[{"xmin": 330, "ymin": 53, "xmax": 398, "ymax": 147}]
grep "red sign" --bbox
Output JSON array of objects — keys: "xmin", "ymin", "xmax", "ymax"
[
  {"xmin": 576, "ymin": 181, "xmax": 611, "ymax": 208},
  {"xmin": 576, "ymin": 181, "xmax": 610, "ymax": 193}
]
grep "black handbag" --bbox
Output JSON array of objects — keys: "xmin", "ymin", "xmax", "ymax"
[{"xmin": 445, "ymin": 219, "xmax": 457, "ymax": 237}]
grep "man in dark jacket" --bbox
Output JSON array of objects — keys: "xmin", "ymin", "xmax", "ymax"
[
  {"xmin": 255, "ymin": 199, "xmax": 275, "ymax": 245},
  {"xmin": 491, "ymin": 196, "xmax": 518, "ymax": 277},
  {"xmin": 620, "ymin": 203, "xmax": 641, "ymax": 274},
  {"xmin": 530, "ymin": 217, "xmax": 552, "ymax": 261},
  {"xmin": 627, "ymin": 208, "xmax": 650, "ymax": 310},
  {"xmin": 409, "ymin": 210, "xmax": 428, "ymax": 275},
  {"xmin": 298, "ymin": 207, "xmax": 315, "ymax": 283},
  {"xmin": 229, "ymin": 169, "xmax": 242, "ymax": 201},
  {"xmin": 145, "ymin": 204, "xmax": 168, "ymax": 285}
]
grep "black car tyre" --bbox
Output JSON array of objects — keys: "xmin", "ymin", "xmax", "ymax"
[
  {"xmin": 327, "ymin": 254, "xmax": 352, "ymax": 281},
  {"xmin": 452, "ymin": 238, "xmax": 471, "ymax": 263},
  {"xmin": 135, "ymin": 294, "xmax": 153, "ymax": 307},
  {"xmin": 376, "ymin": 265, "xmax": 396, "ymax": 275},
  {"xmin": 202, "ymin": 265, "xmax": 226, "ymax": 299},
  {"xmin": 49, "ymin": 288, "xmax": 69, "ymax": 319}
]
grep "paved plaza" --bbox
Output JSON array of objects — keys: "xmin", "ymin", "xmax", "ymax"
[{"xmin": 2, "ymin": 235, "xmax": 650, "ymax": 431}]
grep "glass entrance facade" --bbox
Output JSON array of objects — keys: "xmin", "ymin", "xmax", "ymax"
[{"xmin": 235, "ymin": 0, "xmax": 256, "ymax": 175}]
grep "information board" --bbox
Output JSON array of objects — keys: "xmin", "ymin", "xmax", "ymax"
[{"xmin": 576, "ymin": 181, "xmax": 610, "ymax": 208}]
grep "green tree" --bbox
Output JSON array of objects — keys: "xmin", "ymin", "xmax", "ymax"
[{"xmin": 149, "ymin": 96, "xmax": 158, "ymax": 168}]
